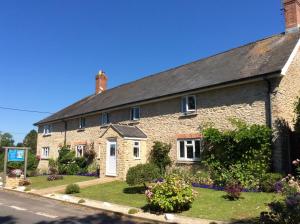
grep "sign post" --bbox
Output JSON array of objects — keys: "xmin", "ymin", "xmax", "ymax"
[{"xmin": 2, "ymin": 147, "xmax": 30, "ymax": 188}]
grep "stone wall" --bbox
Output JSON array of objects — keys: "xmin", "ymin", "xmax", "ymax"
[{"xmin": 36, "ymin": 79, "xmax": 269, "ymax": 177}]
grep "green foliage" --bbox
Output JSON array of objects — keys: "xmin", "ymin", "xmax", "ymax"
[
  {"xmin": 225, "ymin": 183, "xmax": 242, "ymax": 201},
  {"xmin": 48, "ymin": 159, "xmax": 58, "ymax": 174},
  {"xmin": 149, "ymin": 141, "xmax": 172, "ymax": 174},
  {"xmin": 294, "ymin": 97, "xmax": 300, "ymax": 133},
  {"xmin": 260, "ymin": 173, "xmax": 283, "ymax": 193},
  {"xmin": 145, "ymin": 175, "xmax": 196, "ymax": 212},
  {"xmin": 57, "ymin": 145, "xmax": 76, "ymax": 175},
  {"xmin": 128, "ymin": 208, "xmax": 139, "ymax": 214},
  {"xmin": 126, "ymin": 163, "xmax": 161, "ymax": 186},
  {"xmin": 23, "ymin": 130, "xmax": 37, "ymax": 154},
  {"xmin": 78, "ymin": 199, "xmax": 85, "ymax": 204},
  {"xmin": 0, "ymin": 132, "xmax": 14, "ymax": 147},
  {"xmin": 65, "ymin": 183, "xmax": 80, "ymax": 194},
  {"xmin": 202, "ymin": 119, "xmax": 272, "ymax": 189},
  {"xmin": 168, "ymin": 167, "xmax": 213, "ymax": 185}
]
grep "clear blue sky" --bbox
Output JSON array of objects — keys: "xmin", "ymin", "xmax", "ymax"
[{"xmin": 0, "ymin": 0, "xmax": 285, "ymax": 143}]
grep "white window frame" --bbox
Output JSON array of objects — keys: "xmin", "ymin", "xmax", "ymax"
[
  {"xmin": 79, "ymin": 117, "xmax": 86, "ymax": 129},
  {"xmin": 130, "ymin": 107, "xmax": 140, "ymax": 121},
  {"xmin": 41, "ymin": 147, "xmax": 50, "ymax": 159},
  {"xmin": 181, "ymin": 95, "xmax": 196, "ymax": 114},
  {"xmin": 177, "ymin": 139, "xmax": 201, "ymax": 161},
  {"xmin": 43, "ymin": 125, "xmax": 51, "ymax": 136},
  {"xmin": 101, "ymin": 112, "xmax": 109, "ymax": 126},
  {"xmin": 76, "ymin": 145, "xmax": 86, "ymax": 157},
  {"xmin": 133, "ymin": 141, "xmax": 140, "ymax": 159}
]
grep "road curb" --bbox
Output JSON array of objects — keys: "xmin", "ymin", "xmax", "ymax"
[{"xmin": 2, "ymin": 188, "xmax": 172, "ymax": 224}]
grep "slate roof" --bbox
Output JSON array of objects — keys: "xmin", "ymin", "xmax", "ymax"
[
  {"xmin": 110, "ymin": 124, "xmax": 147, "ymax": 138},
  {"xmin": 35, "ymin": 32, "xmax": 300, "ymax": 125}
]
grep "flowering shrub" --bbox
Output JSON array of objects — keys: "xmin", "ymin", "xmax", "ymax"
[
  {"xmin": 259, "ymin": 173, "xmax": 283, "ymax": 193},
  {"xmin": 145, "ymin": 175, "xmax": 196, "ymax": 213},
  {"xmin": 47, "ymin": 174, "xmax": 64, "ymax": 181},
  {"xmin": 9, "ymin": 169, "xmax": 23, "ymax": 177},
  {"xmin": 225, "ymin": 182, "xmax": 243, "ymax": 200},
  {"xmin": 293, "ymin": 159, "xmax": 300, "ymax": 178}
]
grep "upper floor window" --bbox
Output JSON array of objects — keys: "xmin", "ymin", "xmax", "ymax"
[
  {"xmin": 130, "ymin": 107, "xmax": 140, "ymax": 121},
  {"xmin": 100, "ymin": 112, "xmax": 109, "ymax": 126},
  {"xmin": 133, "ymin": 141, "xmax": 140, "ymax": 159},
  {"xmin": 41, "ymin": 147, "xmax": 50, "ymax": 159},
  {"xmin": 76, "ymin": 145, "xmax": 86, "ymax": 157},
  {"xmin": 43, "ymin": 125, "xmax": 52, "ymax": 136},
  {"xmin": 177, "ymin": 139, "xmax": 201, "ymax": 161},
  {"xmin": 181, "ymin": 95, "xmax": 196, "ymax": 114},
  {"xmin": 79, "ymin": 117, "xmax": 86, "ymax": 129}
]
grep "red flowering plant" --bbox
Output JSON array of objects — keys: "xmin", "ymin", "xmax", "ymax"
[{"xmin": 225, "ymin": 182, "xmax": 243, "ymax": 200}]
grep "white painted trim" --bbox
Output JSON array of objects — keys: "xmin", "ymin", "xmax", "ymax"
[
  {"xmin": 123, "ymin": 137, "xmax": 147, "ymax": 140},
  {"xmin": 281, "ymin": 38, "xmax": 300, "ymax": 75}
]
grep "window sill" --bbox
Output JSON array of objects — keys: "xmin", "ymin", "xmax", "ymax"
[
  {"xmin": 100, "ymin": 124, "xmax": 110, "ymax": 129},
  {"xmin": 43, "ymin": 134, "xmax": 51, "ymax": 137},
  {"xmin": 176, "ymin": 160, "xmax": 200, "ymax": 164},
  {"xmin": 40, "ymin": 157, "xmax": 49, "ymax": 160},
  {"xmin": 77, "ymin": 128, "xmax": 85, "ymax": 132},
  {"xmin": 128, "ymin": 120, "xmax": 140, "ymax": 125},
  {"xmin": 179, "ymin": 112, "xmax": 197, "ymax": 119},
  {"xmin": 133, "ymin": 158, "xmax": 141, "ymax": 160}
]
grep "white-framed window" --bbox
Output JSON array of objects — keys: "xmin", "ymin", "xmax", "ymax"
[
  {"xmin": 181, "ymin": 95, "xmax": 196, "ymax": 114},
  {"xmin": 133, "ymin": 141, "xmax": 140, "ymax": 159},
  {"xmin": 76, "ymin": 145, "xmax": 86, "ymax": 157},
  {"xmin": 43, "ymin": 125, "xmax": 52, "ymax": 136},
  {"xmin": 130, "ymin": 107, "xmax": 140, "ymax": 121},
  {"xmin": 41, "ymin": 147, "xmax": 50, "ymax": 159},
  {"xmin": 100, "ymin": 112, "xmax": 109, "ymax": 126},
  {"xmin": 177, "ymin": 139, "xmax": 201, "ymax": 161},
  {"xmin": 79, "ymin": 117, "xmax": 86, "ymax": 129}
]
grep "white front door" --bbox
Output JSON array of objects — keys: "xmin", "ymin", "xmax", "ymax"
[{"xmin": 106, "ymin": 140, "xmax": 117, "ymax": 176}]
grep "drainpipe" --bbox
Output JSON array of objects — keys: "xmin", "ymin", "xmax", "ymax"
[
  {"xmin": 264, "ymin": 78, "xmax": 272, "ymax": 129},
  {"xmin": 63, "ymin": 120, "xmax": 67, "ymax": 146}
]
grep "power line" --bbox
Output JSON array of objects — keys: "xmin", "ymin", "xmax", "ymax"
[{"xmin": 0, "ymin": 106, "xmax": 53, "ymax": 114}]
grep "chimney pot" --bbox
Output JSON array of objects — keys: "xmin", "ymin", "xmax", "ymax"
[
  {"xmin": 284, "ymin": 0, "xmax": 300, "ymax": 32},
  {"xmin": 95, "ymin": 70, "xmax": 108, "ymax": 94}
]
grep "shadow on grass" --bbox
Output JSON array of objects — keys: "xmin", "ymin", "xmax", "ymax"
[
  {"xmin": 227, "ymin": 217, "xmax": 259, "ymax": 224},
  {"xmin": 123, "ymin": 186, "xmax": 145, "ymax": 194}
]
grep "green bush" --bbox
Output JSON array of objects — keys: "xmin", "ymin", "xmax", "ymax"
[
  {"xmin": 202, "ymin": 119, "xmax": 272, "ymax": 189},
  {"xmin": 65, "ymin": 184, "xmax": 80, "ymax": 194},
  {"xmin": 126, "ymin": 163, "xmax": 161, "ymax": 186},
  {"xmin": 168, "ymin": 167, "xmax": 213, "ymax": 185},
  {"xmin": 259, "ymin": 173, "xmax": 283, "ymax": 193},
  {"xmin": 145, "ymin": 175, "xmax": 196, "ymax": 212},
  {"xmin": 149, "ymin": 141, "xmax": 172, "ymax": 174}
]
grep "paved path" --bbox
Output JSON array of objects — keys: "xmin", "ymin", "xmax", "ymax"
[
  {"xmin": 33, "ymin": 177, "xmax": 116, "ymax": 195},
  {"xmin": 0, "ymin": 190, "xmax": 160, "ymax": 224}
]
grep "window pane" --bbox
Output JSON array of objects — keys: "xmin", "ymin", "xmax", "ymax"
[
  {"xmin": 110, "ymin": 144, "xmax": 116, "ymax": 156},
  {"xmin": 135, "ymin": 108, "xmax": 140, "ymax": 119},
  {"xmin": 181, "ymin": 97, "xmax": 187, "ymax": 113},
  {"xmin": 179, "ymin": 141, "xmax": 185, "ymax": 158},
  {"xmin": 134, "ymin": 142, "xmax": 139, "ymax": 146},
  {"xmin": 195, "ymin": 140, "xmax": 201, "ymax": 158},
  {"xmin": 187, "ymin": 145, "xmax": 194, "ymax": 158},
  {"xmin": 133, "ymin": 147, "xmax": 139, "ymax": 158},
  {"xmin": 187, "ymin": 140, "xmax": 192, "ymax": 144},
  {"xmin": 188, "ymin": 96, "xmax": 196, "ymax": 110}
]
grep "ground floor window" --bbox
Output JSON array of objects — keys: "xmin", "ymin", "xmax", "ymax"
[
  {"xmin": 41, "ymin": 147, "xmax": 49, "ymax": 159},
  {"xmin": 133, "ymin": 141, "xmax": 140, "ymax": 159},
  {"xmin": 177, "ymin": 139, "xmax": 201, "ymax": 161},
  {"xmin": 76, "ymin": 145, "xmax": 86, "ymax": 157}
]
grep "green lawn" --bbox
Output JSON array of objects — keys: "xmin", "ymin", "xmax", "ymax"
[
  {"xmin": 76, "ymin": 181, "xmax": 280, "ymax": 222},
  {"xmin": 29, "ymin": 175, "xmax": 96, "ymax": 189}
]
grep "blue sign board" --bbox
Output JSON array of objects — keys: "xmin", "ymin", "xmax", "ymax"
[{"xmin": 8, "ymin": 149, "xmax": 25, "ymax": 162}]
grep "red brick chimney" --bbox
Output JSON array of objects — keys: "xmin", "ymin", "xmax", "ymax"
[
  {"xmin": 284, "ymin": 0, "xmax": 300, "ymax": 32},
  {"xmin": 95, "ymin": 70, "xmax": 107, "ymax": 94}
]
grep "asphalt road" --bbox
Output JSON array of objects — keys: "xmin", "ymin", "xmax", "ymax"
[{"xmin": 0, "ymin": 190, "xmax": 160, "ymax": 224}]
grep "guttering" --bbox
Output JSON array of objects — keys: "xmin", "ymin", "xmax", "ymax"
[
  {"xmin": 263, "ymin": 78, "xmax": 273, "ymax": 129},
  {"xmin": 34, "ymin": 70, "xmax": 281, "ymax": 126}
]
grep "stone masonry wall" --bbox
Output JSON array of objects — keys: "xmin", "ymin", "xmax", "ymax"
[{"xmin": 36, "ymin": 80, "xmax": 269, "ymax": 178}]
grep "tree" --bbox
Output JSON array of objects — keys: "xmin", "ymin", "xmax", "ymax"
[
  {"xmin": 23, "ymin": 130, "xmax": 37, "ymax": 154},
  {"xmin": 149, "ymin": 141, "xmax": 172, "ymax": 174},
  {"xmin": 0, "ymin": 132, "xmax": 14, "ymax": 147}
]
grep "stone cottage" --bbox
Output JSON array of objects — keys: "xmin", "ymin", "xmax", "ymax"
[{"xmin": 35, "ymin": 0, "xmax": 300, "ymax": 179}]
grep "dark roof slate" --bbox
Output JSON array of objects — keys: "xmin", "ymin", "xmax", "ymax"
[
  {"xmin": 111, "ymin": 124, "xmax": 147, "ymax": 138},
  {"xmin": 35, "ymin": 32, "xmax": 300, "ymax": 125}
]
